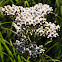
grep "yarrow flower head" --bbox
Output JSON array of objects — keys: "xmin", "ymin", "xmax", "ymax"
[
  {"xmin": 1, "ymin": 3, "xmax": 60, "ymax": 57},
  {"xmin": 14, "ymin": 40, "xmax": 45, "ymax": 57}
]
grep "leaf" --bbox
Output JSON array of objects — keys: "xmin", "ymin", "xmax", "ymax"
[
  {"xmin": 28, "ymin": 36, "xmax": 31, "ymax": 42},
  {"xmin": 61, "ymin": 0, "xmax": 62, "ymax": 5},
  {"xmin": 0, "ymin": 0, "xmax": 4, "ymax": 6},
  {"xmin": 0, "ymin": 32, "xmax": 13, "ymax": 58},
  {"xmin": 10, "ymin": 0, "xmax": 14, "ymax": 4},
  {"xmin": 3, "ymin": 52, "xmax": 13, "ymax": 62},
  {"xmin": 60, "ymin": 6, "xmax": 62, "ymax": 18},
  {"xmin": 26, "ymin": 57, "xmax": 30, "ymax": 62},
  {"xmin": 26, "ymin": 1, "xmax": 29, "ymax": 7},
  {"xmin": 0, "ymin": 22, "xmax": 12, "ymax": 26},
  {"xmin": 45, "ymin": 42, "xmax": 58, "ymax": 54},
  {"xmin": 18, "ymin": 55, "xmax": 22, "ymax": 62},
  {"xmin": 60, "ymin": 21, "xmax": 62, "ymax": 27},
  {"xmin": 21, "ymin": 56, "xmax": 27, "ymax": 62},
  {"xmin": 44, "ymin": 54, "xmax": 61, "ymax": 62},
  {"xmin": 56, "ymin": 0, "xmax": 60, "ymax": 7},
  {"xmin": 24, "ymin": 1, "xmax": 29, "ymax": 7},
  {"xmin": 1, "ymin": 27, "xmax": 15, "ymax": 34},
  {"xmin": 9, "ymin": 40, "xmax": 16, "ymax": 57},
  {"xmin": 45, "ymin": 40, "xmax": 52, "ymax": 46},
  {"xmin": 0, "ymin": 0, "xmax": 9, "ymax": 7},
  {"xmin": 0, "ymin": 38, "xmax": 4, "ymax": 62}
]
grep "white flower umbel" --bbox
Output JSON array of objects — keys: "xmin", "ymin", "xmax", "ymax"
[
  {"xmin": 35, "ymin": 21, "xmax": 60, "ymax": 38},
  {"xmin": 1, "ymin": 3, "xmax": 60, "ymax": 57},
  {"xmin": 2, "ymin": 3, "xmax": 53, "ymax": 26},
  {"xmin": 14, "ymin": 40, "xmax": 45, "ymax": 57}
]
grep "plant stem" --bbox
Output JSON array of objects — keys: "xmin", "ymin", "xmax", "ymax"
[
  {"xmin": 51, "ymin": 12, "xmax": 62, "ymax": 20},
  {"xmin": 45, "ymin": 42, "xmax": 58, "ymax": 54}
]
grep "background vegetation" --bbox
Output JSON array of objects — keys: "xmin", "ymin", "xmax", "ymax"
[{"xmin": 0, "ymin": 0, "xmax": 62, "ymax": 62}]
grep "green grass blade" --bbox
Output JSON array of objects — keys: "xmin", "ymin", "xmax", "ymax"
[
  {"xmin": 44, "ymin": 54, "xmax": 61, "ymax": 62},
  {"xmin": 2, "ymin": 39, "xmax": 16, "ymax": 57},
  {"xmin": 26, "ymin": 57, "xmax": 30, "ymax": 62},
  {"xmin": 18, "ymin": 55, "xmax": 22, "ymax": 62},
  {"xmin": 1, "ymin": 27, "xmax": 16, "ymax": 34},
  {"xmin": 0, "ymin": 32, "xmax": 13, "ymax": 58},
  {"xmin": 56, "ymin": 0, "xmax": 60, "ymax": 7},
  {"xmin": 21, "ymin": 56, "xmax": 27, "ymax": 62},
  {"xmin": 26, "ymin": 1, "xmax": 29, "ymax": 7},
  {"xmin": 24, "ymin": 1, "xmax": 29, "ymax": 7},
  {"xmin": 0, "ymin": 22, "xmax": 12, "ymax": 26},
  {"xmin": 10, "ymin": 0, "xmax": 14, "ymax": 4},
  {"xmin": 3, "ymin": 52, "xmax": 13, "ymax": 62},
  {"xmin": 3, "ymin": 39, "xmax": 11, "ymax": 46},
  {"xmin": 9, "ymin": 40, "xmax": 16, "ymax": 57},
  {"xmin": 0, "ymin": 38, "xmax": 4, "ymax": 62},
  {"xmin": 28, "ymin": 36, "xmax": 31, "ymax": 42},
  {"xmin": 0, "ymin": 0, "xmax": 9, "ymax": 7},
  {"xmin": 45, "ymin": 40, "xmax": 52, "ymax": 46},
  {"xmin": 0, "ymin": 0, "xmax": 4, "ymax": 6},
  {"xmin": 2, "ymin": 40, "xmax": 13, "ymax": 58},
  {"xmin": 45, "ymin": 42, "xmax": 58, "ymax": 54},
  {"xmin": 60, "ymin": 6, "xmax": 62, "ymax": 18}
]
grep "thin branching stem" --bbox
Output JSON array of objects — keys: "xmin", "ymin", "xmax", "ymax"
[
  {"xmin": 50, "ymin": 12, "xmax": 62, "ymax": 20},
  {"xmin": 1, "ymin": 26, "xmax": 16, "ymax": 34},
  {"xmin": 45, "ymin": 42, "xmax": 58, "ymax": 54}
]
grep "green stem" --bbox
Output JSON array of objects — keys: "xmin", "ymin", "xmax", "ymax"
[
  {"xmin": 1, "ymin": 26, "xmax": 16, "ymax": 34},
  {"xmin": 45, "ymin": 42, "xmax": 58, "ymax": 54},
  {"xmin": 0, "ymin": 22, "xmax": 12, "ymax": 25},
  {"xmin": 51, "ymin": 12, "xmax": 62, "ymax": 20},
  {"xmin": 28, "ymin": 35, "xmax": 32, "ymax": 42},
  {"xmin": 41, "ymin": 54, "xmax": 46, "ymax": 62},
  {"xmin": 44, "ymin": 54, "xmax": 61, "ymax": 62}
]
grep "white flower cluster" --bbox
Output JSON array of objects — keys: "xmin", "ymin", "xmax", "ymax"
[
  {"xmin": 2, "ymin": 3, "xmax": 53, "ymax": 26},
  {"xmin": 1, "ymin": 3, "xmax": 60, "ymax": 38},
  {"xmin": 14, "ymin": 40, "xmax": 45, "ymax": 57},
  {"xmin": 2, "ymin": 4, "xmax": 23, "ymax": 15},
  {"xmin": 36, "ymin": 22, "xmax": 60, "ymax": 38},
  {"xmin": 1, "ymin": 3, "xmax": 60, "ymax": 57}
]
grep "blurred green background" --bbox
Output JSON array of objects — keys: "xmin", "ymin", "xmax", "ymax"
[{"xmin": 0, "ymin": 0, "xmax": 62, "ymax": 62}]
